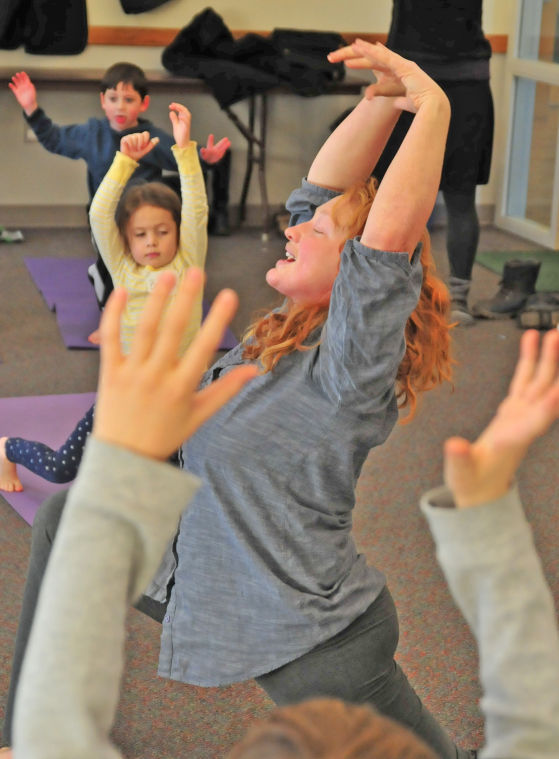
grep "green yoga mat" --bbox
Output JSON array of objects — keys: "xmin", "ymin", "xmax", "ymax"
[{"xmin": 476, "ymin": 250, "xmax": 559, "ymax": 292}]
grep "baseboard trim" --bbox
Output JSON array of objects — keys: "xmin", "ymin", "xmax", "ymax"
[{"xmin": 1, "ymin": 203, "xmax": 496, "ymax": 230}]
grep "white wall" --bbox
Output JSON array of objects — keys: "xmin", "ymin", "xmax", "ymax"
[{"xmin": 0, "ymin": 0, "xmax": 515, "ymax": 225}]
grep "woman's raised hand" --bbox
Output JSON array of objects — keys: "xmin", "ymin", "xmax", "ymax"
[
  {"xmin": 93, "ymin": 269, "xmax": 258, "ymax": 460},
  {"xmin": 444, "ymin": 329, "xmax": 559, "ymax": 508},
  {"xmin": 169, "ymin": 102, "xmax": 192, "ymax": 148},
  {"xmin": 120, "ymin": 131, "xmax": 160, "ymax": 162},
  {"xmin": 328, "ymin": 39, "xmax": 447, "ymax": 114}
]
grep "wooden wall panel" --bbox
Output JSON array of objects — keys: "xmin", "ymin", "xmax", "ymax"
[{"xmin": 87, "ymin": 27, "xmax": 507, "ymax": 53}]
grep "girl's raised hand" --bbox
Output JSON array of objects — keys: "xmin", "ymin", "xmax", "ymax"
[
  {"xmin": 94, "ymin": 269, "xmax": 258, "ymax": 460},
  {"xmin": 328, "ymin": 39, "xmax": 447, "ymax": 114},
  {"xmin": 200, "ymin": 134, "xmax": 231, "ymax": 164},
  {"xmin": 169, "ymin": 102, "xmax": 192, "ymax": 148},
  {"xmin": 120, "ymin": 131, "xmax": 159, "ymax": 162},
  {"xmin": 444, "ymin": 329, "xmax": 559, "ymax": 508}
]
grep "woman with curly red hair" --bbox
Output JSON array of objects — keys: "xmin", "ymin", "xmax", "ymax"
[{"xmin": 3, "ymin": 40, "xmax": 469, "ymax": 758}]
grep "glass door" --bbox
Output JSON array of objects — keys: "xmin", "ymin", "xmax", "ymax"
[{"xmin": 496, "ymin": 0, "xmax": 559, "ymax": 247}]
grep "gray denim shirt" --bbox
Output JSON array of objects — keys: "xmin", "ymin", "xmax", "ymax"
[{"xmin": 153, "ymin": 179, "xmax": 423, "ymax": 686}]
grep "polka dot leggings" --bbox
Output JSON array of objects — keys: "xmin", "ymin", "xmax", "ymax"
[{"xmin": 5, "ymin": 405, "xmax": 94, "ymax": 484}]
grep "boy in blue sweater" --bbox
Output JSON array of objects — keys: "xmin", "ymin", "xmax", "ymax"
[{"xmin": 9, "ymin": 62, "xmax": 231, "ymax": 309}]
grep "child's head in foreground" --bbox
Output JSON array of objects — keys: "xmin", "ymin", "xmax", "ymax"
[
  {"xmin": 116, "ymin": 181, "xmax": 181, "ymax": 269},
  {"xmin": 99, "ymin": 62, "xmax": 150, "ymax": 132},
  {"xmin": 228, "ymin": 698, "xmax": 438, "ymax": 759}
]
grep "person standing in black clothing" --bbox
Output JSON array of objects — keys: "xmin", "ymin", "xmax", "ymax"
[{"xmin": 373, "ymin": 0, "xmax": 494, "ymax": 326}]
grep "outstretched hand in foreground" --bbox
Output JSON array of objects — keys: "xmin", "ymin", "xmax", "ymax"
[
  {"xmin": 445, "ymin": 329, "xmax": 559, "ymax": 508},
  {"xmin": 94, "ymin": 268, "xmax": 258, "ymax": 460}
]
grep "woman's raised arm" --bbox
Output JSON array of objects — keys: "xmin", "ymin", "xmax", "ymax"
[
  {"xmin": 325, "ymin": 41, "xmax": 450, "ymax": 255},
  {"xmin": 306, "ymin": 83, "xmax": 400, "ymax": 192}
]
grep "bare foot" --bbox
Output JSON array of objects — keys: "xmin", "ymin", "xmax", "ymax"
[
  {"xmin": 88, "ymin": 328, "xmax": 101, "ymax": 345},
  {"xmin": 0, "ymin": 437, "xmax": 23, "ymax": 492}
]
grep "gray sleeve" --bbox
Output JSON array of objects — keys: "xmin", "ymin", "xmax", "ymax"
[
  {"xmin": 421, "ymin": 486, "xmax": 559, "ymax": 759},
  {"xmin": 285, "ymin": 177, "xmax": 340, "ymax": 226},
  {"xmin": 13, "ymin": 437, "xmax": 200, "ymax": 759},
  {"xmin": 316, "ymin": 239, "xmax": 423, "ymax": 414}
]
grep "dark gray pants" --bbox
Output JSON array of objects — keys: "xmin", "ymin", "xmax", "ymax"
[
  {"xmin": 257, "ymin": 586, "xmax": 468, "ymax": 759},
  {"xmin": 3, "ymin": 491, "xmax": 468, "ymax": 758}
]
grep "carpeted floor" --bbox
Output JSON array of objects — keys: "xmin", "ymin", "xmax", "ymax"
[{"xmin": 1, "ymin": 222, "xmax": 558, "ymax": 757}]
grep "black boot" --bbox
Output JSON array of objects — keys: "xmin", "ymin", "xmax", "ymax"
[
  {"xmin": 472, "ymin": 259, "xmax": 541, "ymax": 319},
  {"xmin": 517, "ymin": 292, "xmax": 559, "ymax": 329}
]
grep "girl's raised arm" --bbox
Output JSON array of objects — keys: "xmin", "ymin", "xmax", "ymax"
[{"xmin": 168, "ymin": 102, "xmax": 191, "ymax": 149}]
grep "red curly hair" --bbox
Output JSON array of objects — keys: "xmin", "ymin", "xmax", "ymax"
[{"xmin": 243, "ymin": 179, "xmax": 453, "ymax": 422}]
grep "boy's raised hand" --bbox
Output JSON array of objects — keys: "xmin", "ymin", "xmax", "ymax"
[
  {"xmin": 93, "ymin": 269, "xmax": 257, "ymax": 460},
  {"xmin": 169, "ymin": 102, "xmax": 192, "ymax": 149},
  {"xmin": 200, "ymin": 134, "xmax": 231, "ymax": 164},
  {"xmin": 9, "ymin": 71, "xmax": 38, "ymax": 116},
  {"xmin": 120, "ymin": 131, "xmax": 159, "ymax": 162},
  {"xmin": 444, "ymin": 329, "xmax": 559, "ymax": 508}
]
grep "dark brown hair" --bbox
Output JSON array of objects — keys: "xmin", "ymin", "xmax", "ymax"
[
  {"xmin": 115, "ymin": 182, "xmax": 181, "ymax": 250},
  {"xmin": 100, "ymin": 62, "xmax": 149, "ymax": 99},
  {"xmin": 228, "ymin": 698, "xmax": 438, "ymax": 759}
]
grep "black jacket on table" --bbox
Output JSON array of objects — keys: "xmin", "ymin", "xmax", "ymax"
[
  {"xmin": 0, "ymin": 0, "xmax": 87, "ymax": 54},
  {"xmin": 162, "ymin": 7, "xmax": 346, "ymax": 107}
]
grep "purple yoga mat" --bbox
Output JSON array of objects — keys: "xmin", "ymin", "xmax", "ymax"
[
  {"xmin": 0, "ymin": 392, "xmax": 96, "ymax": 525},
  {"xmin": 55, "ymin": 297, "xmax": 101, "ymax": 350},
  {"xmin": 24, "ymin": 256, "xmax": 238, "ymax": 351},
  {"xmin": 24, "ymin": 257, "xmax": 94, "ymax": 310},
  {"xmin": 25, "ymin": 256, "xmax": 100, "ymax": 349}
]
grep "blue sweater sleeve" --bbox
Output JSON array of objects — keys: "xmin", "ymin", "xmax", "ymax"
[
  {"xmin": 25, "ymin": 108, "xmax": 96, "ymax": 160},
  {"xmin": 24, "ymin": 111, "xmax": 179, "ymax": 196}
]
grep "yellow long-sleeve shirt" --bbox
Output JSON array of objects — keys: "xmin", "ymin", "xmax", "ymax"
[{"xmin": 89, "ymin": 142, "xmax": 208, "ymax": 355}]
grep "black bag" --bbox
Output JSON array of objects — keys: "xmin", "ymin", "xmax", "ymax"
[{"xmin": 269, "ymin": 28, "xmax": 347, "ymax": 95}]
